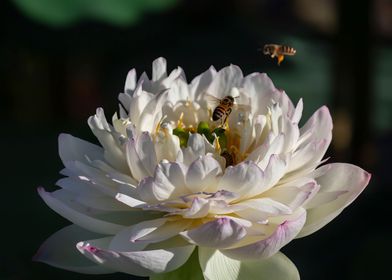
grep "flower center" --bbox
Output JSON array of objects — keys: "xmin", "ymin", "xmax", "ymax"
[{"xmin": 173, "ymin": 118, "xmax": 247, "ymax": 167}]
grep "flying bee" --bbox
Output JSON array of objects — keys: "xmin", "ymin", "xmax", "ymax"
[
  {"xmin": 205, "ymin": 94, "xmax": 250, "ymax": 127},
  {"xmin": 262, "ymin": 44, "xmax": 296, "ymax": 65}
]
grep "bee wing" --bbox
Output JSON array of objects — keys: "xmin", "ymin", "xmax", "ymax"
[{"xmin": 204, "ymin": 93, "xmax": 221, "ymax": 105}]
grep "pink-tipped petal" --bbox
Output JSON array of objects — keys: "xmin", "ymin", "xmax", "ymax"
[
  {"xmin": 297, "ymin": 163, "xmax": 371, "ymax": 237},
  {"xmin": 33, "ymin": 225, "xmax": 114, "ymax": 274}
]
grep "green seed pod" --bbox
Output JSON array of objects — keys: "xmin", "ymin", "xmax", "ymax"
[
  {"xmin": 197, "ymin": 121, "xmax": 214, "ymax": 143},
  {"xmin": 173, "ymin": 127, "xmax": 189, "ymax": 147}
]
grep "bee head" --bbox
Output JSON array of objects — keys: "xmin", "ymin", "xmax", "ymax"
[{"xmin": 263, "ymin": 45, "xmax": 272, "ymax": 55}]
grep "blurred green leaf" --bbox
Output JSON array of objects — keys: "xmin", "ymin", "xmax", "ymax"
[{"xmin": 12, "ymin": 0, "xmax": 179, "ymax": 27}]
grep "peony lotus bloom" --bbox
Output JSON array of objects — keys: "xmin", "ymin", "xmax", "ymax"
[{"xmin": 34, "ymin": 58, "xmax": 371, "ymax": 279}]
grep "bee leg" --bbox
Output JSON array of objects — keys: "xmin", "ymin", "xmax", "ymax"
[
  {"xmin": 223, "ymin": 108, "xmax": 232, "ymax": 127},
  {"xmin": 277, "ymin": 55, "xmax": 284, "ymax": 65}
]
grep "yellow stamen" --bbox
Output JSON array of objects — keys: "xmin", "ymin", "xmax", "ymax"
[{"xmin": 177, "ymin": 112, "xmax": 184, "ymax": 128}]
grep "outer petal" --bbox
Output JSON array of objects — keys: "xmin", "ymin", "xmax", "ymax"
[
  {"xmin": 181, "ymin": 217, "xmax": 247, "ymax": 249},
  {"xmin": 199, "ymin": 249, "xmax": 299, "ymax": 280},
  {"xmin": 77, "ymin": 238, "xmax": 195, "ymax": 276},
  {"xmin": 222, "ymin": 209, "xmax": 306, "ymax": 260},
  {"xmin": 33, "ymin": 225, "xmax": 114, "ymax": 274},
  {"xmin": 38, "ymin": 188, "xmax": 126, "ymax": 235},
  {"xmin": 287, "ymin": 106, "xmax": 332, "ymax": 174},
  {"xmin": 297, "ymin": 163, "xmax": 371, "ymax": 237},
  {"xmin": 150, "ymin": 249, "xmax": 204, "ymax": 280},
  {"xmin": 58, "ymin": 133, "xmax": 104, "ymax": 165}
]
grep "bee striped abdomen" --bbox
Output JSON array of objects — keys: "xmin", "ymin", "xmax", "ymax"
[
  {"xmin": 212, "ymin": 106, "xmax": 226, "ymax": 121},
  {"xmin": 221, "ymin": 150, "xmax": 234, "ymax": 167},
  {"xmin": 280, "ymin": 45, "xmax": 296, "ymax": 55}
]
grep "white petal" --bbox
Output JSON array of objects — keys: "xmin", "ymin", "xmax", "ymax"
[
  {"xmin": 181, "ymin": 197, "xmax": 210, "ymax": 218},
  {"xmin": 135, "ymin": 132, "xmax": 158, "ymax": 176},
  {"xmin": 183, "ymin": 133, "xmax": 206, "ymax": 165},
  {"xmin": 155, "ymin": 127, "xmax": 183, "ymax": 162},
  {"xmin": 199, "ymin": 249, "xmax": 299, "ymax": 280},
  {"xmin": 218, "ymin": 161, "xmax": 263, "ymax": 200},
  {"xmin": 241, "ymin": 73, "xmax": 281, "ymax": 116},
  {"xmin": 291, "ymin": 98, "xmax": 303, "ymax": 124},
  {"xmin": 152, "ymin": 57, "xmax": 167, "ymax": 81},
  {"xmin": 58, "ymin": 133, "xmax": 104, "ymax": 165},
  {"xmin": 138, "ymin": 161, "xmax": 188, "ymax": 203},
  {"xmin": 124, "ymin": 68, "xmax": 137, "ymax": 94},
  {"xmin": 38, "ymin": 188, "xmax": 126, "ymax": 235},
  {"xmin": 263, "ymin": 181, "xmax": 319, "ymax": 211},
  {"xmin": 136, "ymin": 220, "xmax": 192, "ymax": 243},
  {"xmin": 128, "ymin": 85, "xmax": 155, "ymax": 125},
  {"xmin": 222, "ymin": 210, "xmax": 306, "ymax": 260},
  {"xmin": 297, "ymin": 163, "xmax": 371, "ymax": 237},
  {"xmin": 205, "ymin": 64, "xmax": 243, "ymax": 99},
  {"xmin": 288, "ymin": 106, "xmax": 332, "ymax": 173},
  {"xmin": 111, "ymin": 218, "xmax": 167, "ymax": 246},
  {"xmin": 77, "ymin": 238, "xmax": 195, "ymax": 276},
  {"xmin": 125, "ymin": 131, "xmax": 157, "ymax": 181},
  {"xmin": 186, "ymin": 155, "xmax": 222, "ymax": 193},
  {"xmin": 235, "ymin": 198, "xmax": 293, "ymax": 222},
  {"xmin": 261, "ymin": 154, "xmax": 288, "ymax": 191},
  {"xmin": 88, "ymin": 108, "xmax": 127, "ymax": 172},
  {"xmin": 191, "ymin": 66, "xmax": 216, "ymax": 101},
  {"xmin": 181, "ymin": 217, "xmax": 247, "ymax": 248},
  {"xmin": 33, "ymin": 225, "xmax": 114, "ymax": 274}
]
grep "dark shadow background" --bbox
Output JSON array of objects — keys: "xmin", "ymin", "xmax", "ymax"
[{"xmin": 1, "ymin": 0, "xmax": 391, "ymax": 279}]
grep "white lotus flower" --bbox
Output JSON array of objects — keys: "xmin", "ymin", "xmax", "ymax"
[{"xmin": 34, "ymin": 58, "xmax": 371, "ymax": 279}]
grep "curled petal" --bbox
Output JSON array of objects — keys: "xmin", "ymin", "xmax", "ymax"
[
  {"xmin": 181, "ymin": 197, "xmax": 210, "ymax": 219},
  {"xmin": 222, "ymin": 209, "xmax": 306, "ymax": 260},
  {"xmin": 181, "ymin": 217, "xmax": 247, "ymax": 248},
  {"xmin": 297, "ymin": 163, "xmax": 371, "ymax": 237},
  {"xmin": 77, "ymin": 238, "xmax": 195, "ymax": 276}
]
